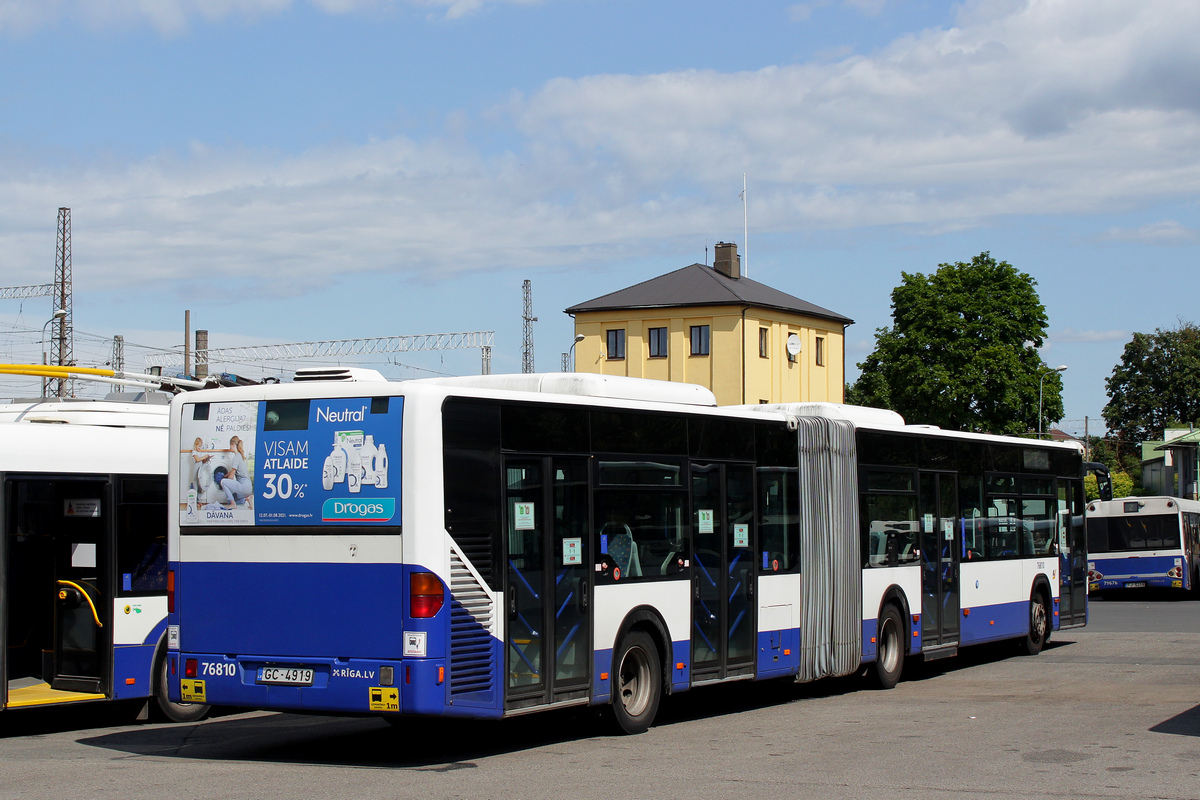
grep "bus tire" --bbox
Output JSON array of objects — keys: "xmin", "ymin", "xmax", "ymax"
[
  {"xmin": 153, "ymin": 648, "xmax": 210, "ymax": 724},
  {"xmin": 1019, "ymin": 589, "xmax": 1050, "ymax": 656},
  {"xmin": 611, "ymin": 631, "xmax": 661, "ymax": 734},
  {"xmin": 873, "ymin": 604, "xmax": 905, "ymax": 689}
]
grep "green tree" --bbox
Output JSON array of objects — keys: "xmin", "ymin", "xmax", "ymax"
[
  {"xmin": 1088, "ymin": 437, "xmax": 1140, "ymax": 480},
  {"xmin": 1103, "ymin": 322, "xmax": 1200, "ymax": 445},
  {"xmin": 849, "ymin": 252, "xmax": 1061, "ymax": 435}
]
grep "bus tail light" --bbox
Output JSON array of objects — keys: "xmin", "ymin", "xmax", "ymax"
[
  {"xmin": 167, "ymin": 569, "xmax": 175, "ymax": 613},
  {"xmin": 184, "ymin": 658, "xmax": 198, "ymax": 678},
  {"xmin": 409, "ymin": 572, "xmax": 444, "ymax": 618}
]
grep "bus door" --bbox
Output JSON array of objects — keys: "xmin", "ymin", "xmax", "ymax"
[
  {"xmin": 919, "ymin": 471, "xmax": 960, "ymax": 651},
  {"xmin": 1058, "ymin": 479, "xmax": 1087, "ymax": 626},
  {"xmin": 5, "ymin": 478, "xmax": 110, "ymax": 697},
  {"xmin": 503, "ymin": 456, "xmax": 590, "ymax": 709},
  {"xmin": 690, "ymin": 462, "xmax": 755, "ymax": 681}
]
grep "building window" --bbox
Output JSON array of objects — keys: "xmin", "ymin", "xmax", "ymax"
[
  {"xmin": 815, "ymin": 336, "xmax": 825, "ymax": 366},
  {"xmin": 606, "ymin": 329, "xmax": 626, "ymax": 360},
  {"xmin": 759, "ymin": 327, "xmax": 770, "ymax": 359},
  {"xmin": 690, "ymin": 325, "xmax": 710, "ymax": 356},
  {"xmin": 648, "ymin": 327, "xmax": 668, "ymax": 358}
]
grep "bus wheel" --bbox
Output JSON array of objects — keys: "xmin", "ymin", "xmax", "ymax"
[
  {"xmin": 1019, "ymin": 590, "xmax": 1050, "ymax": 656},
  {"xmin": 611, "ymin": 631, "xmax": 661, "ymax": 734},
  {"xmin": 873, "ymin": 605, "xmax": 905, "ymax": 689},
  {"xmin": 153, "ymin": 649, "xmax": 210, "ymax": 723}
]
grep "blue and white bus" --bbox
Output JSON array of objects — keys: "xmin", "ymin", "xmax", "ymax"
[
  {"xmin": 1086, "ymin": 496, "xmax": 1200, "ymax": 592},
  {"xmin": 166, "ymin": 372, "xmax": 1088, "ymax": 732},
  {"xmin": 1, "ymin": 397, "xmax": 209, "ymax": 722}
]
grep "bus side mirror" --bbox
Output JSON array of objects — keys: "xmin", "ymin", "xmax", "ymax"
[{"xmin": 1084, "ymin": 462, "xmax": 1113, "ymax": 502}]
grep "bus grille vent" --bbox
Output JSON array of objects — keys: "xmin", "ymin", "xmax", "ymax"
[{"xmin": 449, "ymin": 548, "xmax": 496, "ymax": 697}]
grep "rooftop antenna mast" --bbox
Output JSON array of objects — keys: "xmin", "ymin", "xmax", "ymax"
[
  {"xmin": 521, "ymin": 279, "xmax": 537, "ymax": 373},
  {"xmin": 740, "ymin": 174, "xmax": 748, "ymax": 278},
  {"xmin": 49, "ymin": 207, "xmax": 73, "ymax": 398}
]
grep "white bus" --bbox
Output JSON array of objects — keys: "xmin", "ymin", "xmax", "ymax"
[
  {"xmin": 166, "ymin": 372, "xmax": 1087, "ymax": 732},
  {"xmin": 1086, "ymin": 496, "xmax": 1200, "ymax": 592},
  {"xmin": 1, "ymin": 397, "xmax": 209, "ymax": 722}
]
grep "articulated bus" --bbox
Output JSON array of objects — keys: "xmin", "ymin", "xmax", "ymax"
[
  {"xmin": 1, "ymin": 398, "xmax": 208, "ymax": 722},
  {"xmin": 166, "ymin": 372, "xmax": 1088, "ymax": 733},
  {"xmin": 1086, "ymin": 496, "xmax": 1200, "ymax": 592}
]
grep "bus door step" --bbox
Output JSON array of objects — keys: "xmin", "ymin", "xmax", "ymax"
[{"xmin": 922, "ymin": 644, "xmax": 958, "ymax": 661}]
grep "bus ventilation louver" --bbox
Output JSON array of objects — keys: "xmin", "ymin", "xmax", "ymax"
[
  {"xmin": 448, "ymin": 548, "xmax": 496, "ymax": 698},
  {"xmin": 292, "ymin": 367, "xmax": 387, "ymax": 383}
]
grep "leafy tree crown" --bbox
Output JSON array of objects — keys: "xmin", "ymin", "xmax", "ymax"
[{"xmin": 850, "ymin": 252, "xmax": 1058, "ymax": 435}]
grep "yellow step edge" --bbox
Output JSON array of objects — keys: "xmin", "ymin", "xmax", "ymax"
[{"xmin": 6, "ymin": 682, "xmax": 106, "ymax": 708}]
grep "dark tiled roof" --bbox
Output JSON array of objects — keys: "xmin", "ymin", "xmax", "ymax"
[{"xmin": 564, "ymin": 263, "xmax": 853, "ymax": 325}]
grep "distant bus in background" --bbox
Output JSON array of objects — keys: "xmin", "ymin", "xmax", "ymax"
[{"xmin": 1086, "ymin": 496, "xmax": 1200, "ymax": 592}]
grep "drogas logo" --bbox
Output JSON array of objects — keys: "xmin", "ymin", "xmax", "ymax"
[{"xmin": 321, "ymin": 498, "xmax": 396, "ymax": 522}]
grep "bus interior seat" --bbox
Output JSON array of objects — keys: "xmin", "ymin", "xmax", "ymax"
[{"xmin": 603, "ymin": 523, "xmax": 641, "ymax": 578}]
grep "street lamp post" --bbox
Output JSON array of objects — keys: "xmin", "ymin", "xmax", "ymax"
[
  {"xmin": 1038, "ymin": 364, "xmax": 1068, "ymax": 439},
  {"xmin": 40, "ymin": 308, "xmax": 67, "ymax": 399},
  {"xmin": 567, "ymin": 333, "xmax": 585, "ymax": 372}
]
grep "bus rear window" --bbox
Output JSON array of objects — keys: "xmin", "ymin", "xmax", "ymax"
[
  {"xmin": 264, "ymin": 400, "xmax": 311, "ymax": 431},
  {"xmin": 1105, "ymin": 514, "xmax": 1180, "ymax": 551}
]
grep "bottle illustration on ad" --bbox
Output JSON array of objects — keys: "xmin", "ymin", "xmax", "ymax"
[{"xmin": 320, "ymin": 430, "xmax": 390, "ymax": 494}]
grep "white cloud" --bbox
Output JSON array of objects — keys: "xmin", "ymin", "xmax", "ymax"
[
  {"xmin": 0, "ymin": 0, "xmax": 536, "ymax": 33},
  {"xmin": 1101, "ymin": 220, "xmax": 1199, "ymax": 245},
  {"xmin": 788, "ymin": 1, "xmax": 830, "ymax": 23},
  {"xmin": 2, "ymin": 0, "xmax": 1199, "ymax": 297},
  {"xmin": 1049, "ymin": 329, "xmax": 1130, "ymax": 344},
  {"xmin": 0, "ymin": 0, "xmax": 294, "ymax": 35},
  {"xmin": 513, "ymin": 1, "xmax": 1200, "ymax": 220}
]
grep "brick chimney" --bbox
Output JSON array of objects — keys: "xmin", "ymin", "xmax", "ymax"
[{"xmin": 714, "ymin": 242, "xmax": 740, "ymax": 279}]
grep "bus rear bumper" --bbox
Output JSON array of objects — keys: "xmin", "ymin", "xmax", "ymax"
[{"xmin": 169, "ymin": 653, "xmax": 423, "ymax": 715}]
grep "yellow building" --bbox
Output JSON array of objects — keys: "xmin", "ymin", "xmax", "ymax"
[{"xmin": 564, "ymin": 243, "xmax": 853, "ymax": 406}]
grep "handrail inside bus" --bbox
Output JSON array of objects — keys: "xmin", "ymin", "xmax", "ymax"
[{"xmin": 56, "ymin": 580, "xmax": 104, "ymax": 628}]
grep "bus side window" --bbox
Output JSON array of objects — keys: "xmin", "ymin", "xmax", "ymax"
[
  {"xmin": 986, "ymin": 499, "xmax": 1019, "ymax": 558},
  {"xmin": 959, "ymin": 475, "xmax": 985, "ymax": 560},
  {"xmin": 862, "ymin": 493, "xmax": 918, "ymax": 567},
  {"xmin": 117, "ymin": 479, "xmax": 169, "ymax": 594},
  {"xmin": 594, "ymin": 485, "xmax": 686, "ymax": 582},
  {"xmin": 757, "ymin": 468, "xmax": 800, "ymax": 572}
]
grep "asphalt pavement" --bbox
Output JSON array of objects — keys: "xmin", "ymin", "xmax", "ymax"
[{"xmin": 2, "ymin": 597, "xmax": 1199, "ymax": 800}]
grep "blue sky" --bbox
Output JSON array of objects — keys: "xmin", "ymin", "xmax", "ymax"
[{"xmin": 1, "ymin": 0, "xmax": 1197, "ymax": 436}]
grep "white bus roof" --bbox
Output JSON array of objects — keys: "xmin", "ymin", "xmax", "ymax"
[
  {"xmin": 747, "ymin": 402, "xmax": 907, "ymax": 427},
  {"xmin": 0, "ymin": 421, "xmax": 167, "ymax": 475},
  {"xmin": 1088, "ymin": 496, "xmax": 1200, "ymax": 514},
  {"xmin": 412, "ymin": 373, "xmax": 718, "ymax": 407},
  {"xmin": 0, "ymin": 399, "xmax": 169, "ymax": 429},
  {"xmin": 168, "ymin": 376, "xmax": 1081, "ymax": 454}
]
